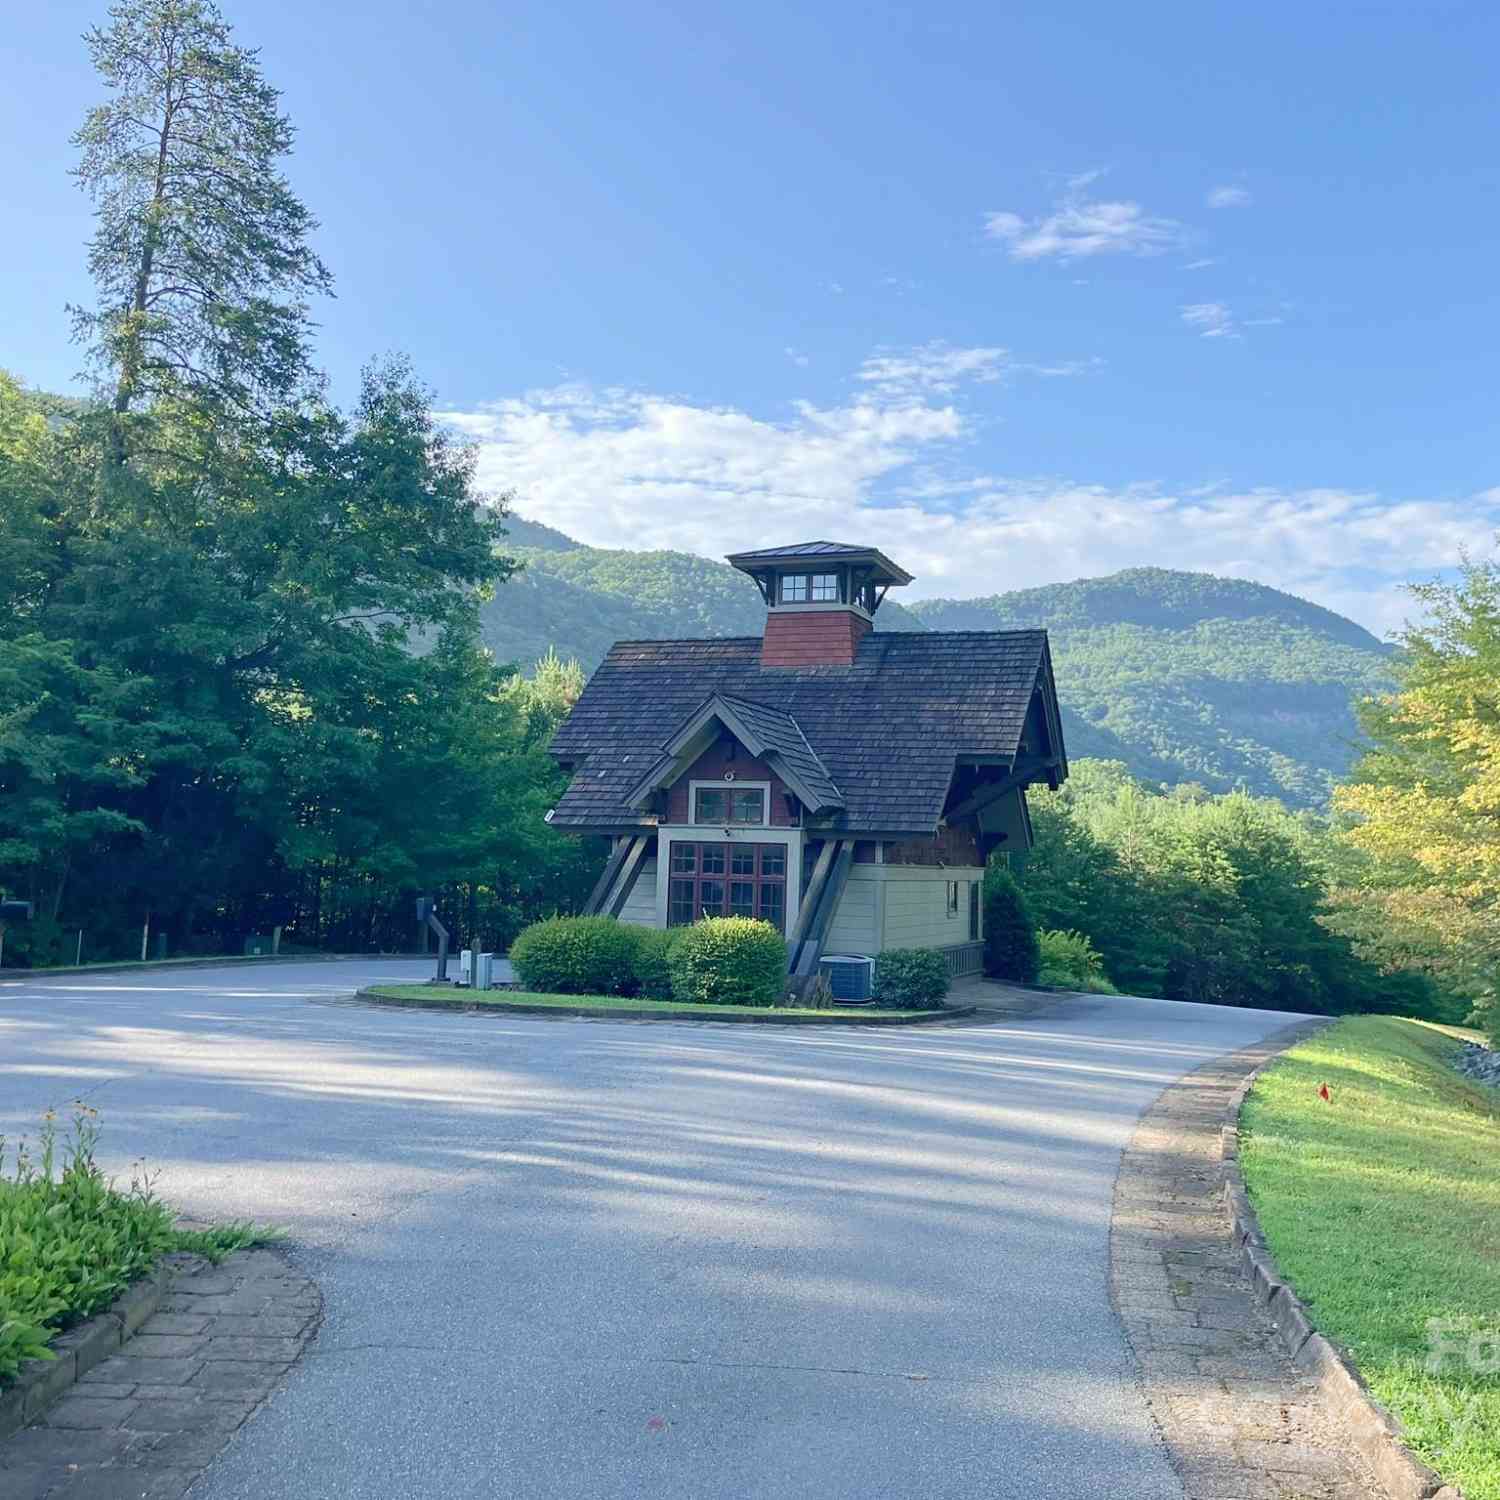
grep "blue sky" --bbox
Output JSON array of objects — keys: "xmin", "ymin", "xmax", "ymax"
[{"xmin": 6, "ymin": 1, "xmax": 1499, "ymax": 632}]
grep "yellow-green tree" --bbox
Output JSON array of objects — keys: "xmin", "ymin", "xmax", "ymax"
[{"xmin": 1333, "ymin": 559, "xmax": 1500, "ymax": 1034}]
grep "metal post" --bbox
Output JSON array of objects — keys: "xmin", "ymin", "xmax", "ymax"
[{"xmin": 76, "ymin": 930, "xmax": 84, "ymax": 966}]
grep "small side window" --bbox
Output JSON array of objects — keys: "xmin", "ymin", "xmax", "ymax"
[
  {"xmin": 946, "ymin": 880, "xmax": 960, "ymax": 918},
  {"xmin": 780, "ymin": 575, "xmax": 809, "ymax": 603}
]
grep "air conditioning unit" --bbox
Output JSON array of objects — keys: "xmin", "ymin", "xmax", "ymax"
[{"xmin": 819, "ymin": 954, "xmax": 875, "ymax": 1003}]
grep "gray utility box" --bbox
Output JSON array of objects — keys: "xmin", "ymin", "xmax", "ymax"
[
  {"xmin": 474, "ymin": 953, "xmax": 496, "ymax": 991},
  {"xmin": 819, "ymin": 954, "xmax": 875, "ymax": 1003},
  {"xmin": 458, "ymin": 949, "xmax": 474, "ymax": 987}
]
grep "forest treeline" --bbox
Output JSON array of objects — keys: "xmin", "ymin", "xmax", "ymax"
[{"xmin": 0, "ymin": 0, "xmax": 595, "ymax": 963}]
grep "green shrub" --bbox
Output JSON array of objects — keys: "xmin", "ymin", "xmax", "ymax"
[
  {"xmin": 631, "ymin": 927, "xmax": 679, "ymax": 1000},
  {"xmin": 668, "ymin": 917, "xmax": 787, "ymax": 1006},
  {"xmin": 509, "ymin": 915, "xmax": 640, "ymax": 995},
  {"xmin": 1037, "ymin": 928, "xmax": 1117, "ymax": 993},
  {"xmin": 984, "ymin": 868, "xmax": 1040, "ymax": 983},
  {"xmin": 874, "ymin": 948, "xmax": 950, "ymax": 1008},
  {"xmin": 0, "ymin": 1108, "xmax": 264, "ymax": 1386}
]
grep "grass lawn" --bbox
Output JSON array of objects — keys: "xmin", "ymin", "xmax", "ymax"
[
  {"xmin": 362, "ymin": 984, "xmax": 945, "ymax": 1022},
  {"xmin": 1240, "ymin": 1016, "xmax": 1500, "ymax": 1500}
]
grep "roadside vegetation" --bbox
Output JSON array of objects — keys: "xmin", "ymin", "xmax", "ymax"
[
  {"xmin": 1239, "ymin": 1018, "xmax": 1500, "ymax": 1499},
  {"xmin": 506, "ymin": 915, "xmax": 950, "ymax": 1010},
  {"xmin": 363, "ymin": 985, "xmax": 944, "ymax": 1022},
  {"xmin": 0, "ymin": 1105, "xmax": 269, "ymax": 1384}
]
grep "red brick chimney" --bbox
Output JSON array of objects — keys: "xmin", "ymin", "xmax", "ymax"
[
  {"xmin": 725, "ymin": 542, "xmax": 914, "ymax": 669},
  {"xmin": 760, "ymin": 608, "xmax": 871, "ymax": 667}
]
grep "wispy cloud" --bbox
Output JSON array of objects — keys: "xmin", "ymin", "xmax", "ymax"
[
  {"xmin": 439, "ymin": 356, "xmax": 1497, "ymax": 636},
  {"xmin": 1206, "ymin": 185, "xmax": 1252, "ymax": 208},
  {"xmin": 785, "ymin": 347, "xmax": 810, "ymax": 368},
  {"xmin": 985, "ymin": 180, "xmax": 1183, "ymax": 261},
  {"xmin": 1182, "ymin": 302, "xmax": 1238, "ymax": 339},
  {"xmin": 855, "ymin": 342, "xmax": 1102, "ymax": 398},
  {"xmin": 857, "ymin": 343, "xmax": 1009, "ymax": 396},
  {"xmin": 1183, "ymin": 257, "xmax": 1217, "ymax": 270}
]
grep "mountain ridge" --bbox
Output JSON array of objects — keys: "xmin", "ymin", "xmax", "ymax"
[{"xmin": 482, "ymin": 517, "xmax": 1394, "ymax": 807}]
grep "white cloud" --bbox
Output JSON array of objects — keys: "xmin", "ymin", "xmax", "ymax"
[
  {"xmin": 1182, "ymin": 302, "xmax": 1238, "ymax": 339},
  {"xmin": 1207, "ymin": 185, "xmax": 1252, "ymax": 208},
  {"xmin": 1183, "ymin": 257, "xmax": 1217, "ymax": 270},
  {"xmin": 785, "ymin": 347, "xmax": 810, "ymax": 368},
  {"xmin": 440, "ymin": 358, "xmax": 1499, "ymax": 637},
  {"xmin": 857, "ymin": 343, "xmax": 1010, "ymax": 396},
  {"xmin": 985, "ymin": 185, "xmax": 1183, "ymax": 261}
]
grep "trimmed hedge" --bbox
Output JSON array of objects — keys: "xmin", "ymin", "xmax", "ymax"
[
  {"xmin": 983, "ymin": 868, "xmax": 1040, "ymax": 984},
  {"xmin": 668, "ymin": 917, "xmax": 787, "ymax": 1006},
  {"xmin": 631, "ymin": 928, "xmax": 678, "ymax": 1000},
  {"xmin": 509, "ymin": 915, "xmax": 640, "ymax": 995},
  {"xmin": 874, "ymin": 948, "xmax": 949, "ymax": 1009},
  {"xmin": 1037, "ymin": 928, "xmax": 1117, "ymax": 993}
]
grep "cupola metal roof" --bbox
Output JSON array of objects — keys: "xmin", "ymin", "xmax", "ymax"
[{"xmin": 725, "ymin": 541, "xmax": 914, "ymax": 586}]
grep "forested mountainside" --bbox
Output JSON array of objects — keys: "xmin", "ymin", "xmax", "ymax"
[{"xmin": 483, "ymin": 527, "xmax": 1396, "ymax": 807}]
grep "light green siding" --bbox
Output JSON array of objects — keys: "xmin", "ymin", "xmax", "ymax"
[
  {"xmin": 617, "ymin": 857, "xmax": 658, "ymax": 927},
  {"xmin": 826, "ymin": 872, "xmax": 879, "ymax": 954}
]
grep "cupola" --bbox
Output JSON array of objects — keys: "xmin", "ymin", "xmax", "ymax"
[{"xmin": 727, "ymin": 541, "xmax": 914, "ymax": 668}]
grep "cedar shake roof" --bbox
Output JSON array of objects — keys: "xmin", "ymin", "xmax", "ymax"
[
  {"xmin": 549, "ymin": 630, "xmax": 1063, "ymax": 834},
  {"xmin": 712, "ymin": 695, "xmax": 844, "ymax": 812}
]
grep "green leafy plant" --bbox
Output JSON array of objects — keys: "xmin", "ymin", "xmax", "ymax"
[
  {"xmin": 874, "ymin": 948, "xmax": 950, "ymax": 1008},
  {"xmin": 630, "ymin": 927, "xmax": 679, "ymax": 1000},
  {"xmin": 1036, "ymin": 929, "xmax": 1117, "ymax": 993},
  {"xmin": 509, "ymin": 915, "xmax": 641, "ymax": 995},
  {"xmin": 668, "ymin": 917, "xmax": 787, "ymax": 1006},
  {"xmin": 983, "ymin": 869, "xmax": 1040, "ymax": 984},
  {"xmin": 0, "ymin": 1106, "xmax": 270, "ymax": 1386}
]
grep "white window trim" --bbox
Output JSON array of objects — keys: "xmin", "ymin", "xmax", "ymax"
[
  {"xmin": 689, "ymin": 778, "xmax": 772, "ymax": 828},
  {"xmin": 652, "ymin": 825, "xmax": 805, "ymax": 932}
]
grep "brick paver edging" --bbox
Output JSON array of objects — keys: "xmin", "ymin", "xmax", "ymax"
[
  {"xmin": 0, "ymin": 1247, "xmax": 321, "ymax": 1500},
  {"xmin": 1112, "ymin": 1020, "xmax": 1382, "ymax": 1500},
  {"xmin": 351, "ymin": 986, "xmax": 977, "ymax": 1025},
  {"xmin": 1223, "ymin": 1039, "xmax": 1465, "ymax": 1500},
  {"xmin": 0, "ymin": 1256, "xmax": 183, "ymax": 1441}
]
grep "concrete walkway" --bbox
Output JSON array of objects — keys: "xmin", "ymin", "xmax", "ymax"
[{"xmin": 0, "ymin": 960, "xmax": 1306, "ymax": 1498}]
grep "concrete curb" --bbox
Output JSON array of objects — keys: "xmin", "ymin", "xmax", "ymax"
[
  {"xmin": 1223, "ymin": 1024, "xmax": 1465, "ymax": 1500},
  {"xmin": 1, "ymin": 951, "xmax": 426, "ymax": 984},
  {"xmin": 0, "ymin": 1253, "xmax": 194, "ymax": 1441},
  {"xmin": 351, "ymin": 987, "xmax": 976, "ymax": 1026}
]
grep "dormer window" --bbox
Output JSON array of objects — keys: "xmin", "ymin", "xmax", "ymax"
[
  {"xmin": 780, "ymin": 573, "xmax": 839, "ymax": 604},
  {"xmin": 693, "ymin": 783, "xmax": 767, "ymax": 825}
]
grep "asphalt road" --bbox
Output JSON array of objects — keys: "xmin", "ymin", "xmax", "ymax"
[{"xmin": 0, "ymin": 960, "xmax": 1301, "ymax": 1499}]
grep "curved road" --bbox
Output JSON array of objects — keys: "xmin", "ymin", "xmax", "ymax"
[{"xmin": 0, "ymin": 960, "xmax": 1300, "ymax": 1498}]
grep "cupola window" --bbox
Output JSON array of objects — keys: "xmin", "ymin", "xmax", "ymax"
[{"xmin": 780, "ymin": 573, "xmax": 839, "ymax": 603}]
